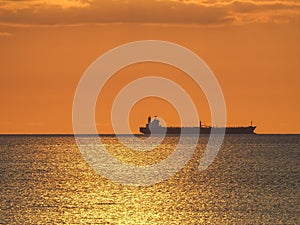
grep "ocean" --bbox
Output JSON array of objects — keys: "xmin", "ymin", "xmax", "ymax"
[{"xmin": 0, "ymin": 134, "xmax": 299, "ymax": 224}]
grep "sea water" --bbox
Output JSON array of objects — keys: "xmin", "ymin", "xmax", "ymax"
[{"xmin": 0, "ymin": 135, "xmax": 299, "ymax": 224}]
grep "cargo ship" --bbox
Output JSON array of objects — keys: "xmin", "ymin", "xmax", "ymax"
[{"xmin": 139, "ymin": 116, "xmax": 256, "ymax": 135}]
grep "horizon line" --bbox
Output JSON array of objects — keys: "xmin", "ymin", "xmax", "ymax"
[{"xmin": 0, "ymin": 133, "xmax": 300, "ymax": 136}]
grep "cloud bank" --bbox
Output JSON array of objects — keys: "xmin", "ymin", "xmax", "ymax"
[{"xmin": 0, "ymin": 0, "xmax": 299, "ymax": 27}]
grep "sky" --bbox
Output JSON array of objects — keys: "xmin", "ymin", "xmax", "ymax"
[{"xmin": 0, "ymin": 0, "xmax": 299, "ymax": 134}]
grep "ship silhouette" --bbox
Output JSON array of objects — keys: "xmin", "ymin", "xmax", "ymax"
[{"xmin": 139, "ymin": 116, "xmax": 256, "ymax": 135}]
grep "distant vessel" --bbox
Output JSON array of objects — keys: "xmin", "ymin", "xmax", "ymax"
[{"xmin": 139, "ymin": 116, "xmax": 256, "ymax": 135}]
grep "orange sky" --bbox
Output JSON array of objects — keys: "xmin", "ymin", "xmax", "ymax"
[{"xmin": 0, "ymin": 0, "xmax": 299, "ymax": 134}]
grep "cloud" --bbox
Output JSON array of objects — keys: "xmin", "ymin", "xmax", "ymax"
[
  {"xmin": 0, "ymin": 0, "xmax": 91, "ymax": 11},
  {"xmin": 227, "ymin": 1, "xmax": 300, "ymax": 24},
  {"xmin": 0, "ymin": 31, "xmax": 12, "ymax": 36},
  {"xmin": 0, "ymin": 0, "xmax": 299, "ymax": 27}
]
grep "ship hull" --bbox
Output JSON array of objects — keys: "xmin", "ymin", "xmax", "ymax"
[{"xmin": 139, "ymin": 126, "xmax": 256, "ymax": 135}]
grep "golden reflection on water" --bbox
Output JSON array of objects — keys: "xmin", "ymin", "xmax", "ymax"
[
  {"xmin": 0, "ymin": 135, "xmax": 299, "ymax": 224},
  {"xmin": 102, "ymin": 136, "xmax": 177, "ymax": 165}
]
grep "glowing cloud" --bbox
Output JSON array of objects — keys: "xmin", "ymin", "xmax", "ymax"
[
  {"xmin": 0, "ymin": 0, "xmax": 299, "ymax": 26},
  {"xmin": 0, "ymin": 31, "xmax": 12, "ymax": 36},
  {"xmin": 0, "ymin": 0, "xmax": 92, "ymax": 11}
]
